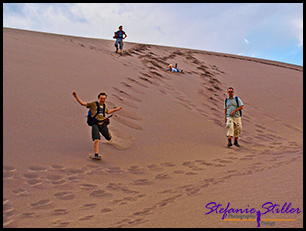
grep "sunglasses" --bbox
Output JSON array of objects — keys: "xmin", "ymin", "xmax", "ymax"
[{"xmin": 228, "ymin": 91, "xmax": 234, "ymax": 93}]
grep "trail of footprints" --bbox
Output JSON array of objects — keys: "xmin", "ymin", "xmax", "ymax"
[
  {"xmin": 70, "ymin": 40, "xmax": 302, "ymax": 151},
  {"xmin": 3, "ymin": 144, "xmax": 302, "ymax": 228},
  {"xmin": 64, "ymin": 37, "xmax": 303, "ymax": 150},
  {"xmin": 106, "ymin": 44, "xmax": 228, "ymax": 141}
]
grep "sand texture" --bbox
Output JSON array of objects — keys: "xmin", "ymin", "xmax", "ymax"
[{"xmin": 3, "ymin": 28, "xmax": 303, "ymax": 228}]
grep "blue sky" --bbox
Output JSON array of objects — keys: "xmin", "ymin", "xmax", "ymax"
[{"xmin": 3, "ymin": 3, "xmax": 303, "ymax": 66}]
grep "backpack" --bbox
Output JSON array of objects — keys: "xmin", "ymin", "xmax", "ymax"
[
  {"xmin": 87, "ymin": 101, "xmax": 105, "ymax": 126},
  {"xmin": 225, "ymin": 96, "xmax": 242, "ymax": 116}
]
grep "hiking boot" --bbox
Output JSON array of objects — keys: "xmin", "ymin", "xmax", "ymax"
[
  {"xmin": 234, "ymin": 139, "xmax": 240, "ymax": 147},
  {"xmin": 227, "ymin": 138, "xmax": 232, "ymax": 147}
]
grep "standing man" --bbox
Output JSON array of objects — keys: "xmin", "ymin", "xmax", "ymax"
[
  {"xmin": 114, "ymin": 25, "xmax": 127, "ymax": 55},
  {"xmin": 224, "ymin": 87, "xmax": 244, "ymax": 147},
  {"xmin": 72, "ymin": 91, "xmax": 122, "ymax": 159}
]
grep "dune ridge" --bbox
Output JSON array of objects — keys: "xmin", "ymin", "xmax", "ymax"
[{"xmin": 3, "ymin": 27, "xmax": 303, "ymax": 228}]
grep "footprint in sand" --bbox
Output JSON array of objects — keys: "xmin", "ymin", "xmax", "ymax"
[
  {"xmin": 132, "ymin": 179, "xmax": 154, "ymax": 186},
  {"xmin": 127, "ymin": 166, "xmax": 145, "ymax": 175},
  {"xmin": 89, "ymin": 189, "xmax": 113, "ymax": 198},
  {"xmin": 18, "ymin": 212, "xmax": 37, "ymax": 219},
  {"xmin": 3, "ymin": 171, "xmax": 14, "ymax": 180},
  {"xmin": 184, "ymin": 186, "xmax": 201, "ymax": 196},
  {"xmin": 66, "ymin": 167, "xmax": 84, "ymax": 175},
  {"xmin": 106, "ymin": 167, "xmax": 125, "ymax": 174},
  {"xmin": 120, "ymin": 82, "xmax": 145, "ymax": 94},
  {"xmin": 79, "ymin": 183, "xmax": 99, "ymax": 191},
  {"xmin": 26, "ymin": 179, "xmax": 44, "ymax": 187},
  {"xmin": 3, "ymin": 165, "xmax": 16, "ymax": 172},
  {"xmin": 212, "ymin": 158, "xmax": 233, "ymax": 164},
  {"xmin": 3, "ymin": 165, "xmax": 16, "ymax": 180},
  {"xmin": 28, "ymin": 165, "xmax": 48, "ymax": 172},
  {"xmin": 139, "ymin": 75, "xmax": 160, "ymax": 87},
  {"xmin": 112, "ymin": 87, "xmax": 142, "ymax": 103},
  {"xmin": 173, "ymin": 170, "xmax": 185, "ymax": 174},
  {"xmin": 52, "ymin": 218, "xmax": 70, "ymax": 228},
  {"xmin": 186, "ymin": 172, "xmax": 198, "ymax": 176},
  {"xmin": 50, "ymin": 164, "xmax": 66, "ymax": 171},
  {"xmin": 3, "ymin": 198, "xmax": 15, "ymax": 228},
  {"xmin": 54, "ymin": 191, "xmax": 75, "ymax": 200},
  {"xmin": 155, "ymin": 173, "xmax": 171, "ymax": 180},
  {"xmin": 78, "ymin": 215, "xmax": 95, "ymax": 221},
  {"xmin": 22, "ymin": 172, "xmax": 40, "ymax": 179},
  {"xmin": 101, "ymin": 207, "xmax": 113, "ymax": 213},
  {"xmin": 157, "ymin": 194, "xmax": 182, "ymax": 208},
  {"xmin": 51, "ymin": 208, "xmax": 69, "ymax": 216},
  {"xmin": 11, "ymin": 188, "xmax": 30, "ymax": 196},
  {"xmin": 147, "ymin": 164, "xmax": 163, "ymax": 172},
  {"xmin": 46, "ymin": 174, "xmax": 68, "ymax": 187},
  {"xmin": 46, "ymin": 174, "xmax": 63, "ymax": 181},
  {"xmin": 160, "ymin": 162, "xmax": 176, "ymax": 167},
  {"xmin": 30, "ymin": 199, "xmax": 53, "ymax": 209},
  {"xmin": 79, "ymin": 203, "xmax": 97, "ymax": 210},
  {"xmin": 126, "ymin": 77, "xmax": 149, "ymax": 89}
]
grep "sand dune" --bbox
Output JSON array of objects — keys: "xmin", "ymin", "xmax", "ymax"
[{"xmin": 3, "ymin": 27, "xmax": 303, "ymax": 228}]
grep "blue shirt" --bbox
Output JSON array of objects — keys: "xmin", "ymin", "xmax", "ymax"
[
  {"xmin": 168, "ymin": 68, "xmax": 179, "ymax": 72},
  {"xmin": 224, "ymin": 96, "xmax": 244, "ymax": 118},
  {"xmin": 115, "ymin": 30, "xmax": 126, "ymax": 40}
]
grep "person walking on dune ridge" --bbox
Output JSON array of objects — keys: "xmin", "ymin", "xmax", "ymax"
[
  {"xmin": 113, "ymin": 25, "xmax": 127, "ymax": 55},
  {"xmin": 224, "ymin": 87, "xmax": 244, "ymax": 147},
  {"xmin": 72, "ymin": 91, "xmax": 122, "ymax": 159}
]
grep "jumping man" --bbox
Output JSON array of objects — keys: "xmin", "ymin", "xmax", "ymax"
[{"xmin": 72, "ymin": 91, "xmax": 122, "ymax": 159}]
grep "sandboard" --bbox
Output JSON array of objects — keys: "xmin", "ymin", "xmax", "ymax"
[{"xmin": 89, "ymin": 154, "xmax": 102, "ymax": 160}]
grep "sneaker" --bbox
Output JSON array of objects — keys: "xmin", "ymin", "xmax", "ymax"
[
  {"xmin": 234, "ymin": 139, "xmax": 240, "ymax": 147},
  {"xmin": 227, "ymin": 138, "xmax": 232, "ymax": 147},
  {"xmin": 115, "ymin": 46, "xmax": 118, "ymax": 53},
  {"xmin": 90, "ymin": 154, "xmax": 102, "ymax": 160}
]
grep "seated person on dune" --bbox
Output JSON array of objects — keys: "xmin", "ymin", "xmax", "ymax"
[{"xmin": 167, "ymin": 64, "xmax": 183, "ymax": 73}]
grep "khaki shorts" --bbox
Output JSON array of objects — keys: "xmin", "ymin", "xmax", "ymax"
[{"xmin": 226, "ymin": 117, "xmax": 242, "ymax": 138}]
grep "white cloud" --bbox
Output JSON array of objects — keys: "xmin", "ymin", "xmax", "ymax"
[
  {"xmin": 3, "ymin": 3, "xmax": 303, "ymax": 65},
  {"xmin": 67, "ymin": 3, "xmax": 176, "ymax": 44},
  {"xmin": 293, "ymin": 18, "xmax": 303, "ymax": 46}
]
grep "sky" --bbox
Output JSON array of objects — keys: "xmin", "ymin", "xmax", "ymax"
[{"xmin": 3, "ymin": 3, "xmax": 303, "ymax": 66}]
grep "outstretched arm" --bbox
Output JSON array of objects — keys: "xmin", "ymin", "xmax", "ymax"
[
  {"xmin": 107, "ymin": 107, "xmax": 122, "ymax": 114},
  {"xmin": 72, "ymin": 91, "xmax": 87, "ymax": 107}
]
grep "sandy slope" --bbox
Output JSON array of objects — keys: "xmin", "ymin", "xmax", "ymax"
[{"xmin": 3, "ymin": 28, "xmax": 303, "ymax": 228}]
